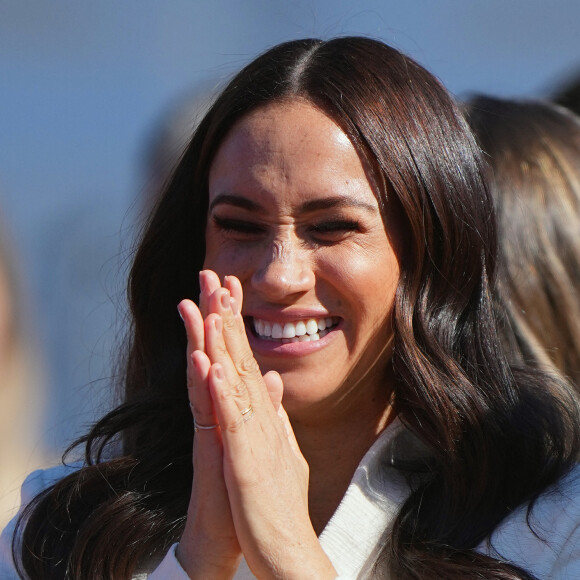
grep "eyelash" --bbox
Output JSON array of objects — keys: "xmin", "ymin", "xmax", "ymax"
[
  {"xmin": 310, "ymin": 220, "xmax": 361, "ymax": 234},
  {"xmin": 212, "ymin": 217, "xmax": 266, "ymax": 235},
  {"xmin": 212, "ymin": 216, "xmax": 361, "ymax": 240}
]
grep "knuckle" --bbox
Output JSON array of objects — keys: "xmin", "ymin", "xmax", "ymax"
[
  {"xmin": 214, "ymin": 341, "xmax": 229, "ymax": 358},
  {"xmin": 224, "ymin": 416, "xmax": 245, "ymax": 434},
  {"xmin": 188, "ymin": 400, "xmax": 203, "ymax": 418},
  {"xmin": 234, "ymin": 315, "xmax": 246, "ymax": 332},
  {"xmin": 232, "ymin": 380, "xmax": 248, "ymax": 398},
  {"xmin": 237, "ymin": 353, "xmax": 259, "ymax": 377},
  {"xmin": 222, "ymin": 314, "xmax": 236, "ymax": 332}
]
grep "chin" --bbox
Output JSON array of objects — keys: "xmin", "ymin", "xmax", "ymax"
[{"xmin": 281, "ymin": 379, "xmax": 341, "ymax": 415}]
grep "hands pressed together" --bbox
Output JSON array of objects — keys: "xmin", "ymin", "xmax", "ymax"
[{"xmin": 176, "ymin": 270, "xmax": 337, "ymax": 580}]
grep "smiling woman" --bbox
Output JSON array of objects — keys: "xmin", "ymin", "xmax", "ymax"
[
  {"xmin": 4, "ymin": 37, "xmax": 580, "ymax": 580},
  {"xmin": 204, "ymin": 100, "xmax": 399, "ymax": 426}
]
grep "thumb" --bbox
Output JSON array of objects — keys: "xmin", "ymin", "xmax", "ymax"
[
  {"xmin": 262, "ymin": 371, "xmax": 301, "ymax": 456},
  {"xmin": 262, "ymin": 370, "xmax": 283, "ymax": 410}
]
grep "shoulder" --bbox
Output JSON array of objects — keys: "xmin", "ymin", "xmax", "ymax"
[
  {"xmin": 478, "ymin": 465, "xmax": 580, "ymax": 578},
  {"xmin": 0, "ymin": 463, "xmax": 82, "ymax": 578}
]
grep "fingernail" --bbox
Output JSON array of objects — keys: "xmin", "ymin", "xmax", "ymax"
[
  {"xmin": 221, "ymin": 291, "xmax": 230, "ymax": 310},
  {"xmin": 214, "ymin": 316, "xmax": 222, "ymax": 333},
  {"xmin": 230, "ymin": 296, "xmax": 239, "ymax": 316},
  {"xmin": 177, "ymin": 305, "xmax": 184, "ymax": 321}
]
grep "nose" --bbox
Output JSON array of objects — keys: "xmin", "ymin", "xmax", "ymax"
[{"xmin": 250, "ymin": 238, "xmax": 315, "ymax": 301}]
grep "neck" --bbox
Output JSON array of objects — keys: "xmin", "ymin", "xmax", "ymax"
[{"xmin": 291, "ymin": 382, "xmax": 395, "ymax": 535}]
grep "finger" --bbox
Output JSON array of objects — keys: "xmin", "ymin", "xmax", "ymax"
[
  {"xmin": 208, "ymin": 363, "xmax": 293, "ymax": 485},
  {"xmin": 263, "ymin": 371, "xmax": 283, "ymax": 411},
  {"xmin": 208, "ymin": 363, "xmax": 252, "ymax": 444},
  {"xmin": 223, "ymin": 276, "xmax": 247, "ymax": 353},
  {"xmin": 205, "ymin": 313, "xmax": 256, "ymax": 414},
  {"xmin": 187, "ymin": 350, "xmax": 220, "ymax": 433},
  {"xmin": 207, "ymin": 288, "xmax": 267, "ymax": 406},
  {"xmin": 199, "ymin": 270, "xmax": 222, "ymax": 318},
  {"xmin": 178, "ymin": 299, "xmax": 205, "ymax": 354},
  {"xmin": 178, "ymin": 299, "xmax": 220, "ymax": 431},
  {"xmin": 276, "ymin": 403, "xmax": 303, "ymax": 458},
  {"xmin": 224, "ymin": 275, "xmax": 243, "ymax": 311}
]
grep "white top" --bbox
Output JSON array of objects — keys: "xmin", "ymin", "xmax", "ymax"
[{"xmin": 2, "ymin": 419, "xmax": 580, "ymax": 579}]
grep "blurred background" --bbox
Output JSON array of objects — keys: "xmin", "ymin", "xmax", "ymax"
[{"xmin": 1, "ymin": 0, "xmax": 580, "ymax": 520}]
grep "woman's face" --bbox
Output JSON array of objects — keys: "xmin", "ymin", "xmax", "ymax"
[{"xmin": 205, "ymin": 99, "xmax": 400, "ymax": 423}]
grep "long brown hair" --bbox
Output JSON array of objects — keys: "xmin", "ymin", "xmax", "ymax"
[
  {"xmin": 15, "ymin": 38, "xmax": 580, "ymax": 579},
  {"xmin": 465, "ymin": 97, "xmax": 580, "ymax": 388}
]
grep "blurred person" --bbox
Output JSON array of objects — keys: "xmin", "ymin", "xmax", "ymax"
[
  {"xmin": 553, "ymin": 69, "xmax": 580, "ymax": 116},
  {"xmin": 36, "ymin": 196, "xmax": 124, "ymax": 456},
  {"xmin": 139, "ymin": 86, "xmax": 216, "ymax": 216},
  {"xmin": 464, "ymin": 96, "xmax": 580, "ymax": 389},
  {"xmin": 0, "ymin": 215, "xmax": 49, "ymax": 528},
  {"xmin": 2, "ymin": 37, "xmax": 580, "ymax": 580},
  {"xmin": 39, "ymin": 86, "xmax": 215, "ymax": 458}
]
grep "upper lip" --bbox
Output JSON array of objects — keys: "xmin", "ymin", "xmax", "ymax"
[{"xmin": 243, "ymin": 308, "xmax": 335, "ymax": 322}]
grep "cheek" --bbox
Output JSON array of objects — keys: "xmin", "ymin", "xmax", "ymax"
[
  {"xmin": 203, "ymin": 239, "xmax": 254, "ymax": 279},
  {"xmin": 329, "ymin": 246, "xmax": 399, "ymax": 334},
  {"xmin": 323, "ymin": 243, "xmax": 399, "ymax": 297}
]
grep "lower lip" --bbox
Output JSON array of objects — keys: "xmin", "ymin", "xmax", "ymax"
[{"xmin": 246, "ymin": 320, "xmax": 342, "ymax": 357}]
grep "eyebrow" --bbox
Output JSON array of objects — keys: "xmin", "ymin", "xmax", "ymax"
[
  {"xmin": 209, "ymin": 194, "xmax": 260, "ymax": 212},
  {"xmin": 209, "ymin": 193, "xmax": 378, "ymax": 214}
]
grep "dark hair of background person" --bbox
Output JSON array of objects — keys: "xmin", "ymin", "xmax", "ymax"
[
  {"xmin": 14, "ymin": 37, "xmax": 580, "ymax": 580},
  {"xmin": 553, "ymin": 69, "xmax": 580, "ymax": 116},
  {"xmin": 464, "ymin": 96, "xmax": 580, "ymax": 390}
]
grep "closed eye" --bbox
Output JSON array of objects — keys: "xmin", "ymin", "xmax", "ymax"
[
  {"xmin": 309, "ymin": 220, "xmax": 361, "ymax": 242},
  {"xmin": 212, "ymin": 215, "xmax": 362, "ymax": 243},
  {"xmin": 212, "ymin": 216, "xmax": 266, "ymax": 237},
  {"xmin": 311, "ymin": 220, "xmax": 360, "ymax": 233}
]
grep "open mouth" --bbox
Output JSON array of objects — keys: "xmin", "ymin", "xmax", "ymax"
[{"xmin": 250, "ymin": 316, "xmax": 340, "ymax": 343}]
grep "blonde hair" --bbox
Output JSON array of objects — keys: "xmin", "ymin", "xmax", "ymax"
[{"xmin": 465, "ymin": 97, "xmax": 580, "ymax": 387}]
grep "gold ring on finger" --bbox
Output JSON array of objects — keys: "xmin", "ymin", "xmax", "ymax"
[{"xmin": 240, "ymin": 405, "xmax": 254, "ymax": 422}]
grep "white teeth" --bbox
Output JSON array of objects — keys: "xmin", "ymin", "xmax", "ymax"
[
  {"xmin": 271, "ymin": 323, "xmax": 283, "ymax": 339},
  {"xmin": 282, "ymin": 322, "xmax": 296, "ymax": 338},
  {"xmin": 295, "ymin": 320, "xmax": 306, "ymax": 336},
  {"xmin": 305, "ymin": 319, "xmax": 319, "ymax": 335},
  {"xmin": 253, "ymin": 316, "xmax": 337, "ymax": 341}
]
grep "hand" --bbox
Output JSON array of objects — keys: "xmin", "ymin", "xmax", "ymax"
[
  {"xmin": 200, "ymin": 272, "xmax": 337, "ymax": 580},
  {"xmin": 176, "ymin": 271, "xmax": 242, "ymax": 580}
]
